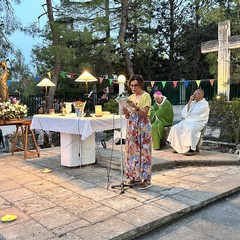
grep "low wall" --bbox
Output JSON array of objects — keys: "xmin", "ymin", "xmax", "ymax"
[{"xmin": 172, "ymin": 105, "xmax": 184, "ymax": 123}]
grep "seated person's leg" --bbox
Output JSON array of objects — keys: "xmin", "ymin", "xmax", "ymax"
[
  {"xmin": 152, "ymin": 122, "xmax": 164, "ymax": 150},
  {"xmin": 167, "ymin": 122, "xmax": 184, "ymax": 153},
  {"xmin": 115, "ymin": 127, "xmax": 126, "ymax": 145},
  {"xmin": 184, "ymin": 124, "xmax": 204, "ymax": 151}
]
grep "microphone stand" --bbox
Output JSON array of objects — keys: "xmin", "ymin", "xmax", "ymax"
[
  {"xmin": 84, "ymin": 91, "xmax": 93, "ymax": 117},
  {"xmin": 111, "ymin": 101, "xmax": 132, "ymax": 194}
]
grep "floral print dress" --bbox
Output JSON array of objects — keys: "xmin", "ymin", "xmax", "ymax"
[{"xmin": 125, "ymin": 92, "xmax": 152, "ymax": 182}]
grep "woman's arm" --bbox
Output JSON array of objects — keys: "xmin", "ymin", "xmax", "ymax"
[
  {"xmin": 127, "ymin": 100, "xmax": 149, "ymax": 118},
  {"xmin": 122, "ymin": 107, "xmax": 130, "ymax": 119}
]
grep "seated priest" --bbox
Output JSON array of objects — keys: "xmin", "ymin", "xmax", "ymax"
[
  {"xmin": 150, "ymin": 91, "xmax": 174, "ymax": 150},
  {"xmin": 167, "ymin": 89, "xmax": 209, "ymax": 156}
]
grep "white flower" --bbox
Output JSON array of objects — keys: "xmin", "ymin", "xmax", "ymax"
[{"xmin": 0, "ymin": 97, "xmax": 28, "ymax": 119}]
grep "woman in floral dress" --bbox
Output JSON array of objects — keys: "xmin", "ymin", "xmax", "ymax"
[{"xmin": 122, "ymin": 75, "xmax": 152, "ymax": 189}]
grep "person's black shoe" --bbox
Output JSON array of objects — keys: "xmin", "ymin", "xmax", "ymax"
[
  {"xmin": 115, "ymin": 139, "xmax": 125, "ymax": 145},
  {"xmin": 183, "ymin": 149, "xmax": 196, "ymax": 156},
  {"xmin": 101, "ymin": 139, "xmax": 107, "ymax": 149}
]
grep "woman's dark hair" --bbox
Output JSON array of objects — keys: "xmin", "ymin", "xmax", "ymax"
[
  {"xmin": 128, "ymin": 75, "xmax": 144, "ymax": 89},
  {"xmin": 36, "ymin": 106, "xmax": 43, "ymax": 114}
]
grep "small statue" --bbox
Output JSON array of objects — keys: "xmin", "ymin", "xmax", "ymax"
[{"xmin": 0, "ymin": 60, "xmax": 9, "ymax": 102}]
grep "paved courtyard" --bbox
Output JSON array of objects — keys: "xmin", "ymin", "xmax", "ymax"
[{"xmin": 0, "ymin": 143, "xmax": 240, "ymax": 240}]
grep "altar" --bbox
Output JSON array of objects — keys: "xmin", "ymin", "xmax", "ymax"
[{"xmin": 30, "ymin": 113, "xmax": 126, "ymax": 167}]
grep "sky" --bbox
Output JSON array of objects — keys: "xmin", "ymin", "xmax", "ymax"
[{"xmin": 9, "ymin": 0, "xmax": 59, "ymax": 71}]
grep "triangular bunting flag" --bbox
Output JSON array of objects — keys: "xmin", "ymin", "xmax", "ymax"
[
  {"xmin": 150, "ymin": 81, "xmax": 155, "ymax": 87},
  {"xmin": 35, "ymin": 75, "xmax": 39, "ymax": 81},
  {"xmin": 196, "ymin": 80, "xmax": 201, "ymax": 87},
  {"xmin": 109, "ymin": 78, "xmax": 113, "ymax": 85},
  {"xmin": 99, "ymin": 77, "xmax": 103, "ymax": 84},
  {"xmin": 61, "ymin": 72, "xmax": 66, "ymax": 77},
  {"xmin": 47, "ymin": 71, "xmax": 51, "ymax": 78},
  {"xmin": 70, "ymin": 73, "xmax": 74, "ymax": 79},
  {"xmin": 7, "ymin": 80, "xmax": 11, "ymax": 87},
  {"xmin": 173, "ymin": 81, "xmax": 178, "ymax": 88},
  {"xmin": 184, "ymin": 80, "xmax": 189, "ymax": 87},
  {"xmin": 161, "ymin": 81, "xmax": 166, "ymax": 88},
  {"xmin": 209, "ymin": 79, "xmax": 214, "ymax": 86},
  {"xmin": 52, "ymin": 69, "xmax": 56, "ymax": 74}
]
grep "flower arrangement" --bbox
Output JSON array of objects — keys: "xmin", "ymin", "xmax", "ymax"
[
  {"xmin": 74, "ymin": 101, "xmax": 85, "ymax": 109},
  {"xmin": 74, "ymin": 101, "xmax": 85, "ymax": 117},
  {"xmin": 0, "ymin": 97, "xmax": 28, "ymax": 120}
]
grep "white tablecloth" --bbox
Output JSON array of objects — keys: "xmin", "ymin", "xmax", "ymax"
[{"xmin": 30, "ymin": 113, "xmax": 126, "ymax": 140}]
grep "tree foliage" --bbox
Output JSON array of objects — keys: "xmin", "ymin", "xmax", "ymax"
[{"xmin": 1, "ymin": 0, "xmax": 239, "ymax": 101}]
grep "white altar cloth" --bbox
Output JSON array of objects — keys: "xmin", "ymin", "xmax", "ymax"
[{"xmin": 30, "ymin": 114, "xmax": 126, "ymax": 167}]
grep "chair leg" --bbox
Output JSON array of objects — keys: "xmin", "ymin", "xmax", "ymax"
[
  {"xmin": 23, "ymin": 124, "xmax": 40, "ymax": 159},
  {"xmin": 30, "ymin": 129, "xmax": 40, "ymax": 157},
  {"xmin": 12, "ymin": 125, "xmax": 20, "ymax": 155},
  {"xmin": 24, "ymin": 125, "xmax": 28, "ymax": 159}
]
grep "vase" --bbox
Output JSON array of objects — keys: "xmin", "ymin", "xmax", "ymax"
[{"xmin": 75, "ymin": 107, "xmax": 83, "ymax": 117}]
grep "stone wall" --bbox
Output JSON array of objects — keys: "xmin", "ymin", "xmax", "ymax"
[{"xmin": 5, "ymin": 134, "xmax": 37, "ymax": 153}]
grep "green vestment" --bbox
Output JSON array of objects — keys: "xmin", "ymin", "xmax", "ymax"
[{"xmin": 150, "ymin": 98, "xmax": 174, "ymax": 149}]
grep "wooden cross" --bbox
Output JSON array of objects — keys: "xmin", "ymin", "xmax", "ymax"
[{"xmin": 201, "ymin": 20, "xmax": 240, "ymax": 99}]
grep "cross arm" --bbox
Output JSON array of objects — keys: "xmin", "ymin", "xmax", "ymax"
[
  {"xmin": 228, "ymin": 36, "xmax": 240, "ymax": 49},
  {"xmin": 201, "ymin": 40, "xmax": 218, "ymax": 53}
]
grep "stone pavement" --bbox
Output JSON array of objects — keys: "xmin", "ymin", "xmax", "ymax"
[{"xmin": 0, "ymin": 143, "xmax": 240, "ymax": 240}]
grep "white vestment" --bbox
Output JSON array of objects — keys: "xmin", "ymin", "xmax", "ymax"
[
  {"xmin": 167, "ymin": 98, "xmax": 209, "ymax": 153},
  {"xmin": 114, "ymin": 127, "xmax": 127, "ymax": 140}
]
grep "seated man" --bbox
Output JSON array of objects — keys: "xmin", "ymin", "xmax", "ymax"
[
  {"xmin": 167, "ymin": 89, "xmax": 209, "ymax": 156},
  {"xmin": 150, "ymin": 91, "xmax": 174, "ymax": 150}
]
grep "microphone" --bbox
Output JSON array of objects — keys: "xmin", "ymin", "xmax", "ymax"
[{"xmin": 88, "ymin": 90, "xmax": 93, "ymax": 98}]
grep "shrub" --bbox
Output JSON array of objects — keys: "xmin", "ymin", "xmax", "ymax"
[
  {"xmin": 209, "ymin": 96, "xmax": 240, "ymax": 144},
  {"xmin": 102, "ymin": 98, "xmax": 118, "ymax": 114}
]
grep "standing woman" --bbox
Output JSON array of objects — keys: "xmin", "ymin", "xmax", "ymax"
[{"xmin": 122, "ymin": 75, "xmax": 152, "ymax": 189}]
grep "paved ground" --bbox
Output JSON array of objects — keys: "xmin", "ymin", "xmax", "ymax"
[
  {"xmin": 0, "ymin": 142, "xmax": 240, "ymax": 240},
  {"xmin": 138, "ymin": 192, "xmax": 240, "ymax": 240}
]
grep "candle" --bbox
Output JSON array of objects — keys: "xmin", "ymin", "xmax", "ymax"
[
  {"xmin": 95, "ymin": 105, "xmax": 102, "ymax": 117},
  {"xmin": 49, "ymin": 109, "xmax": 55, "ymax": 115}
]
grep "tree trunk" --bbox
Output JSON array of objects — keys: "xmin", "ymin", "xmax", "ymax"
[
  {"xmin": 169, "ymin": 0, "xmax": 174, "ymax": 81},
  {"xmin": 118, "ymin": 0, "xmax": 134, "ymax": 78},
  {"xmin": 46, "ymin": 0, "xmax": 61, "ymax": 111}
]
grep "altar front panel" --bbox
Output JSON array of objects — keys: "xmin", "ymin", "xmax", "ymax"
[{"xmin": 61, "ymin": 133, "xmax": 95, "ymax": 167}]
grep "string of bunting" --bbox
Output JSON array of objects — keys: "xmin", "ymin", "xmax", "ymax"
[
  {"xmin": 34, "ymin": 70, "xmax": 216, "ymax": 88},
  {"xmin": 35, "ymin": 71, "xmax": 118, "ymax": 85},
  {"xmin": 147, "ymin": 79, "xmax": 216, "ymax": 88}
]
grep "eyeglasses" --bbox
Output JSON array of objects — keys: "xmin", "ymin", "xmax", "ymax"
[{"xmin": 130, "ymin": 84, "xmax": 139, "ymax": 88}]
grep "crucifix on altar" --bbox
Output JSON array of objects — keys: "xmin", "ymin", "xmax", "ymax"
[{"xmin": 201, "ymin": 20, "xmax": 240, "ymax": 99}]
